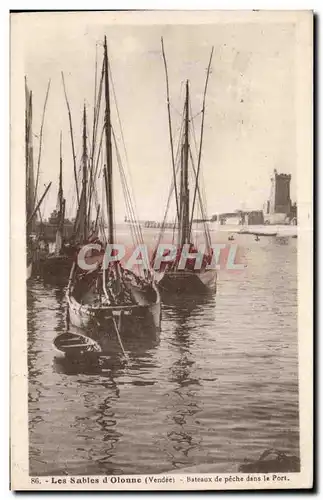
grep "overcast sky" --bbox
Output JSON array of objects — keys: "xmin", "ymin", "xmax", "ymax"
[{"xmin": 16, "ymin": 12, "xmax": 297, "ymax": 221}]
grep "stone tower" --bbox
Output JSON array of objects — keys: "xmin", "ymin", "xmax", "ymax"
[{"xmin": 269, "ymin": 169, "xmax": 291, "ymax": 214}]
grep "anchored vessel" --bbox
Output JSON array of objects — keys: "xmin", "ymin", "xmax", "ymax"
[
  {"xmin": 66, "ymin": 37, "xmax": 161, "ymax": 350},
  {"xmin": 40, "ymin": 117, "xmax": 97, "ymax": 283},
  {"xmin": 40, "ymin": 132, "xmax": 71, "ymax": 281},
  {"xmin": 152, "ymin": 39, "xmax": 216, "ymax": 294}
]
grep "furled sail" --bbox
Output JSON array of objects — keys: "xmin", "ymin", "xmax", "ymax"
[{"xmin": 25, "ymin": 79, "xmax": 36, "ymax": 232}]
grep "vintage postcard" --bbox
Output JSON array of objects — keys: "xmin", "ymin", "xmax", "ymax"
[{"xmin": 10, "ymin": 10, "xmax": 313, "ymax": 491}]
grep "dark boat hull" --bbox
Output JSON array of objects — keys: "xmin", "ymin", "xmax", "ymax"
[
  {"xmin": 68, "ymin": 294, "xmax": 161, "ymax": 333},
  {"xmin": 155, "ymin": 269, "xmax": 217, "ymax": 294},
  {"xmin": 66, "ymin": 272, "xmax": 162, "ymax": 355}
]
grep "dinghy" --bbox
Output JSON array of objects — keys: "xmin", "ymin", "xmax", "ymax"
[{"xmin": 53, "ymin": 331, "xmax": 101, "ymax": 356}]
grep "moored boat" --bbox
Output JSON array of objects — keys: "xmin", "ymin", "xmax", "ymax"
[
  {"xmin": 152, "ymin": 39, "xmax": 216, "ymax": 295},
  {"xmin": 66, "ymin": 36, "xmax": 161, "ymax": 352},
  {"xmin": 67, "ymin": 264, "xmax": 161, "ymax": 334},
  {"xmin": 40, "ymin": 132, "xmax": 80, "ymax": 283}
]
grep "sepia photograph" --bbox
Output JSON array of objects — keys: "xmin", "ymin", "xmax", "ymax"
[{"xmin": 10, "ymin": 10, "xmax": 313, "ymax": 490}]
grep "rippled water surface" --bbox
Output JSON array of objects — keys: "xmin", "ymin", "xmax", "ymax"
[{"xmin": 27, "ymin": 231, "xmax": 298, "ymax": 475}]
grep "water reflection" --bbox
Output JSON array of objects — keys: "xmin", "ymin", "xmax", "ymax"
[
  {"xmin": 27, "ymin": 279, "xmax": 44, "ymax": 388},
  {"xmin": 27, "ymin": 236, "xmax": 299, "ymax": 475},
  {"xmin": 163, "ymin": 294, "xmax": 215, "ymax": 469},
  {"xmin": 53, "ymin": 285, "xmax": 67, "ymax": 335}
]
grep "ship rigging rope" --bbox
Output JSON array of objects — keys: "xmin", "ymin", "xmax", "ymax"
[
  {"xmin": 189, "ymin": 154, "xmax": 211, "ymax": 250},
  {"xmin": 189, "ymin": 99, "xmax": 209, "ymax": 222},
  {"xmin": 156, "ymin": 82, "xmax": 187, "ymax": 241},
  {"xmin": 155, "ymin": 96, "xmax": 212, "ymax": 254},
  {"xmin": 108, "ymin": 60, "xmax": 142, "ymax": 237},
  {"xmin": 189, "ymin": 148, "xmax": 212, "ymax": 253},
  {"xmin": 189, "ymin": 47, "xmax": 214, "ymax": 237},
  {"xmin": 88, "ymin": 61, "xmax": 104, "ymax": 213},
  {"xmin": 189, "ymin": 99, "xmax": 211, "ymax": 250},
  {"xmin": 87, "ymin": 121, "xmax": 104, "ymax": 224},
  {"xmin": 154, "ymin": 109, "xmax": 185, "ymax": 249},
  {"xmin": 111, "ymin": 127, "xmax": 144, "ymax": 250},
  {"xmin": 88, "ymin": 130, "xmax": 107, "ymax": 245},
  {"xmin": 91, "ymin": 60, "xmax": 104, "ymax": 172},
  {"xmin": 81, "ymin": 61, "xmax": 106, "ymax": 244}
]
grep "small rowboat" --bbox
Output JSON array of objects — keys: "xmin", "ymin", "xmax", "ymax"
[{"xmin": 53, "ymin": 331, "xmax": 101, "ymax": 356}]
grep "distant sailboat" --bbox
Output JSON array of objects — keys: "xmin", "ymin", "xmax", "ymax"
[
  {"xmin": 40, "ymin": 132, "xmax": 73, "ymax": 281},
  {"xmin": 152, "ymin": 39, "xmax": 216, "ymax": 295}
]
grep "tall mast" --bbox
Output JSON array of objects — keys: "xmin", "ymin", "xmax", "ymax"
[
  {"xmin": 25, "ymin": 77, "xmax": 30, "ymax": 229},
  {"xmin": 179, "ymin": 80, "xmax": 190, "ymax": 247},
  {"xmin": 82, "ymin": 104, "xmax": 88, "ymax": 240},
  {"xmin": 27, "ymin": 182, "xmax": 52, "ymax": 228},
  {"xmin": 35, "ymin": 79, "xmax": 51, "ymax": 201},
  {"xmin": 61, "ymin": 72, "xmax": 80, "ymax": 205},
  {"xmin": 87, "ymin": 45, "xmax": 99, "ymax": 227},
  {"xmin": 161, "ymin": 37, "xmax": 179, "ymax": 221},
  {"xmin": 188, "ymin": 47, "xmax": 214, "ymax": 237},
  {"xmin": 25, "ymin": 86, "xmax": 36, "ymax": 231},
  {"xmin": 103, "ymin": 36, "xmax": 114, "ymax": 244},
  {"xmin": 58, "ymin": 131, "xmax": 63, "ymax": 218}
]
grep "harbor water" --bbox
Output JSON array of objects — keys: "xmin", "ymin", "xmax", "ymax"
[{"xmin": 27, "ymin": 228, "xmax": 298, "ymax": 475}]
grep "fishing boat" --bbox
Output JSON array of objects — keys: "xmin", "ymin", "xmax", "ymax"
[
  {"xmin": 40, "ymin": 132, "xmax": 81, "ymax": 282},
  {"xmin": 25, "ymin": 78, "xmax": 51, "ymax": 280},
  {"xmin": 152, "ymin": 39, "xmax": 216, "ymax": 295},
  {"xmin": 66, "ymin": 37, "xmax": 161, "ymax": 351}
]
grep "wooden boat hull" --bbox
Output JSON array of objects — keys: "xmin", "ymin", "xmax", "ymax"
[
  {"xmin": 68, "ymin": 294, "xmax": 161, "ymax": 333},
  {"xmin": 155, "ymin": 269, "xmax": 217, "ymax": 294},
  {"xmin": 66, "ymin": 271, "xmax": 162, "ymax": 352}
]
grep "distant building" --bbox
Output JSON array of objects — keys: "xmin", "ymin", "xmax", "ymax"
[
  {"xmin": 246, "ymin": 210, "xmax": 264, "ymax": 225},
  {"xmin": 210, "ymin": 210, "xmax": 263, "ymax": 225}
]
